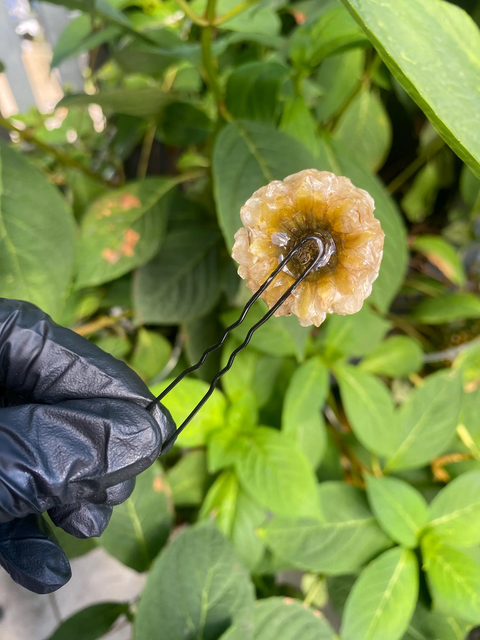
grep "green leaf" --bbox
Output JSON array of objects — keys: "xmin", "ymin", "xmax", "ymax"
[
  {"xmin": 427, "ymin": 470, "xmax": 480, "ymax": 547},
  {"xmin": 342, "ymin": 547, "xmax": 418, "ymax": 640},
  {"xmin": 0, "ymin": 142, "xmax": 76, "ymax": 318},
  {"xmin": 252, "ymin": 597, "xmax": 336, "ymax": 640},
  {"xmin": 46, "ymin": 603, "xmax": 129, "ymax": 640},
  {"xmin": 235, "ymin": 427, "xmax": 320, "ymax": 518},
  {"xmin": 403, "ymin": 603, "xmax": 471, "ymax": 640},
  {"xmin": 134, "ymin": 522, "xmax": 255, "ymax": 640},
  {"xmin": 213, "ymin": 120, "xmax": 317, "ymax": 248},
  {"xmin": 226, "ymin": 62, "xmax": 289, "ymax": 123},
  {"xmin": 454, "ymin": 341, "xmax": 480, "ymax": 393},
  {"xmin": 290, "ymin": 5, "xmax": 369, "ymax": 69},
  {"xmin": 200, "ymin": 470, "xmax": 266, "ymax": 570},
  {"xmin": 336, "ymin": 364, "xmax": 397, "ymax": 458},
  {"xmin": 360, "ymin": 336, "xmax": 424, "ymax": 378},
  {"xmin": 422, "ymin": 534, "xmax": 480, "ymax": 625},
  {"xmin": 412, "ymin": 236, "xmax": 466, "ymax": 286},
  {"xmin": 222, "ymin": 301, "xmax": 308, "ymax": 360},
  {"xmin": 323, "ymin": 304, "xmax": 391, "ymax": 360},
  {"xmin": 315, "ymin": 49, "xmax": 364, "ymax": 124},
  {"xmin": 134, "ymin": 228, "xmax": 221, "ymax": 325},
  {"xmin": 412, "ymin": 293, "xmax": 480, "ymax": 325},
  {"xmin": 131, "ymin": 328, "xmax": 172, "ymax": 383},
  {"xmin": 52, "ymin": 15, "xmax": 120, "ymax": 68},
  {"xmin": 76, "ymin": 179, "xmax": 174, "ymax": 288},
  {"xmin": 150, "ymin": 377, "xmax": 226, "ymax": 448},
  {"xmin": 365, "ymin": 475, "xmax": 428, "ymax": 548},
  {"xmin": 318, "ymin": 136, "xmax": 408, "ymax": 313},
  {"xmin": 333, "ymin": 87, "xmax": 392, "ymax": 172},
  {"xmin": 207, "ymin": 421, "xmax": 250, "ymax": 473},
  {"xmin": 280, "ymin": 95, "xmax": 319, "ymax": 157},
  {"xmin": 98, "ymin": 463, "xmax": 173, "ymax": 572},
  {"xmin": 59, "ymin": 87, "xmax": 170, "ymax": 119},
  {"xmin": 93, "ymin": 335, "xmax": 130, "ymax": 359},
  {"xmin": 262, "ymin": 483, "xmax": 392, "ymax": 574},
  {"xmin": 167, "ymin": 450, "xmax": 208, "ymax": 507},
  {"xmin": 385, "ymin": 371, "xmax": 463, "ymax": 471},
  {"xmin": 159, "ymin": 102, "xmax": 213, "ymax": 146},
  {"xmin": 207, "ymin": 0, "xmax": 281, "ymax": 35},
  {"xmin": 339, "ymin": 0, "xmax": 480, "ymax": 178},
  {"xmin": 282, "ymin": 356, "xmax": 329, "ymax": 469},
  {"xmin": 401, "ymin": 163, "xmax": 441, "ymax": 224}
]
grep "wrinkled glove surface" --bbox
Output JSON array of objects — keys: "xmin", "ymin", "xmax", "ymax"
[{"xmin": 0, "ymin": 299, "xmax": 176, "ymax": 594}]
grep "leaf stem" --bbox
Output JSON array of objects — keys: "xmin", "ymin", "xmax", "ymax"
[
  {"xmin": 173, "ymin": 0, "xmax": 208, "ymax": 26},
  {"xmin": 137, "ymin": 122, "xmax": 157, "ymax": 180},
  {"xmin": 0, "ymin": 116, "xmax": 114, "ymax": 187},
  {"xmin": 201, "ymin": 0, "xmax": 228, "ymax": 118},
  {"xmin": 214, "ymin": 0, "xmax": 262, "ymax": 25},
  {"xmin": 387, "ymin": 136, "xmax": 445, "ymax": 194}
]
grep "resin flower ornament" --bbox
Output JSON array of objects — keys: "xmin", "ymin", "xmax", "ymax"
[{"xmin": 232, "ymin": 169, "xmax": 384, "ymax": 327}]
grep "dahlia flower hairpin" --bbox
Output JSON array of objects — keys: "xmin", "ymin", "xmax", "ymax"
[{"xmin": 149, "ymin": 169, "xmax": 384, "ymax": 450}]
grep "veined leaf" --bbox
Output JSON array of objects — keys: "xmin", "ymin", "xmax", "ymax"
[{"xmin": 253, "ymin": 597, "xmax": 336, "ymax": 640}]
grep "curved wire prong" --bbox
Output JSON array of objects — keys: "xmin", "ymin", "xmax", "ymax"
[{"xmin": 150, "ymin": 235, "xmax": 326, "ymax": 452}]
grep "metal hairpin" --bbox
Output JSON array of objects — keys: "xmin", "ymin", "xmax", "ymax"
[{"xmin": 148, "ymin": 235, "xmax": 326, "ymax": 452}]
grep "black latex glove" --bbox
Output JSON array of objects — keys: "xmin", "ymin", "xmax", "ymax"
[{"xmin": 0, "ymin": 299, "xmax": 176, "ymax": 594}]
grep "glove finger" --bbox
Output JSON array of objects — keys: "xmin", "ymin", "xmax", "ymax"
[
  {"xmin": 0, "ymin": 399, "xmax": 167, "ymax": 521},
  {"xmin": 104, "ymin": 478, "xmax": 136, "ymax": 505},
  {"xmin": 0, "ymin": 515, "xmax": 71, "ymax": 594},
  {"xmin": 48, "ymin": 503, "xmax": 113, "ymax": 538},
  {"xmin": 0, "ymin": 299, "xmax": 156, "ymax": 404}
]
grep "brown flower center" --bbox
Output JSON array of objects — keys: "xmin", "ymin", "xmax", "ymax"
[{"xmin": 280, "ymin": 229, "xmax": 338, "ymax": 281}]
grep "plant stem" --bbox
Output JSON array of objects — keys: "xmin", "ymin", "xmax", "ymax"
[
  {"xmin": 173, "ymin": 0, "xmax": 208, "ymax": 26},
  {"xmin": 431, "ymin": 452, "xmax": 472, "ymax": 483},
  {"xmin": 137, "ymin": 122, "xmax": 157, "ymax": 180},
  {"xmin": 0, "ymin": 116, "xmax": 114, "ymax": 187},
  {"xmin": 303, "ymin": 576, "xmax": 324, "ymax": 608},
  {"xmin": 387, "ymin": 136, "xmax": 445, "ymax": 194},
  {"xmin": 201, "ymin": 0, "xmax": 228, "ymax": 118},
  {"xmin": 215, "ymin": 0, "xmax": 262, "ymax": 25}
]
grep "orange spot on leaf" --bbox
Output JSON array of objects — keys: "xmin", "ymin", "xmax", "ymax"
[
  {"xmin": 121, "ymin": 193, "xmax": 141, "ymax": 209},
  {"xmin": 101, "ymin": 248, "xmax": 120, "ymax": 264},
  {"xmin": 292, "ymin": 11, "xmax": 306, "ymax": 24},
  {"xmin": 120, "ymin": 228, "xmax": 140, "ymax": 257},
  {"xmin": 153, "ymin": 476, "xmax": 164, "ymax": 493}
]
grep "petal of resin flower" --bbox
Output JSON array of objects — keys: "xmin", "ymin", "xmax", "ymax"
[{"xmin": 232, "ymin": 169, "xmax": 384, "ymax": 327}]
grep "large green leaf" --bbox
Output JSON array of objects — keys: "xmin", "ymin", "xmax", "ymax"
[
  {"xmin": 213, "ymin": 120, "xmax": 317, "ymax": 248},
  {"xmin": 200, "ymin": 470, "xmax": 266, "ymax": 570},
  {"xmin": 0, "ymin": 142, "xmax": 76, "ymax": 317},
  {"xmin": 150, "ymin": 377, "xmax": 226, "ymax": 448},
  {"xmin": 222, "ymin": 301, "xmax": 308, "ymax": 361},
  {"xmin": 262, "ymin": 483, "xmax": 392, "ymax": 574},
  {"xmin": 333, "ymin": 87, "xmax": 392, "ymax": 172},
  {"xmin": 282, "ymin": 356, "xmax": 329, "ymax": 469},
  {"xmin": 226, "ymin": 62, "xmax": 289, "ymax": 123},
  {"xmin": 52, "ymin": 15, "xmax": 120, "ymax": 68},
  {"xmin": 197, "ymin": 0, "xmax": 281, "ymax": 35},
  {"xmin": 235, "ymin": 427, "xmax": 320, "ymax": 518},
  {"xmin": 427, "ymin": 470, "xmax": 480, "ymax": 547},
  {"xmin": 339, "ymin": 0, "xmax": 480, "ymax": 177},
  {"xmin": 46, "ymin": 603, "xmax": 129, "ymax": 640},
  {"xmin": 134, "ymin": 522, "xmax": 255, "ymax": 640},
  {"xmin": 403, "ymin": 603, "xmax": 471, "ymax": 640},
  {"xmin": 365, "ymin": 475, "xmax": 428, "ymax": 549},
  {"xmin": 422, "ymin": 534, "xmax": 480, "ymax": 625},
  {"xmin": 98, "ymin": 463, "xmax": 173, "ymax": 572},
  {"xmin": 318, "ymin": 137, "xmax": 408, "ymax": 313},
  {"xmin": 336, "ymin": 364, "xmax": 397, "ymax": 457},
  {"xmin": 167, "ymin": 450, "xmax": 208, "ymax": 507},
  {"xmin": 360, "ymin": 336, "xmax": 424, "ymax": 378},
  {"xmin": 130, "ymin": 328, "xmax": 172, "ymax": 383},
  {"xmin": 385, "ymin": 371, "xmax": 463, "ymax": 471},
  {"xmin": 323, "ymin": 304, "xmax": 391, "ymax": 360},
  {"xmin": 412, "ymin": 293, "xmax": 480, "ymax": 325},
  {"xmin": 59, "ymin": 87, "xmax": 170, "ymax": 119},
  {"xmin": 252, "ymin": 597, "xmax": 335, "ymax": 640},
  {"xmin": 76, "ymin": 178, "xmax": 174, "ymax": 288},
  {"xmin": 134, "ymin": 228, "xmax": 221, "ymax": 325},
  {"xmin": 342, "ymin": 548, "xmax": 418, "ymax": 640}
]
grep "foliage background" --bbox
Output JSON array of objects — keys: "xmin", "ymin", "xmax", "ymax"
[{"xmin": 2, "ymin": 0, "xmax": 480, "ymax": 638}]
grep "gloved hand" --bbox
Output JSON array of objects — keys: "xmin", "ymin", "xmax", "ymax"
[{"xmin": 0, "ymin": 299, "xmax": 176, "ymax": 594}]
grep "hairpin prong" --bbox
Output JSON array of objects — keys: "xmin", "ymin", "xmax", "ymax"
[{"xmin": 148, "ymin": 235, "xmax": 326, "ymax": 452}]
